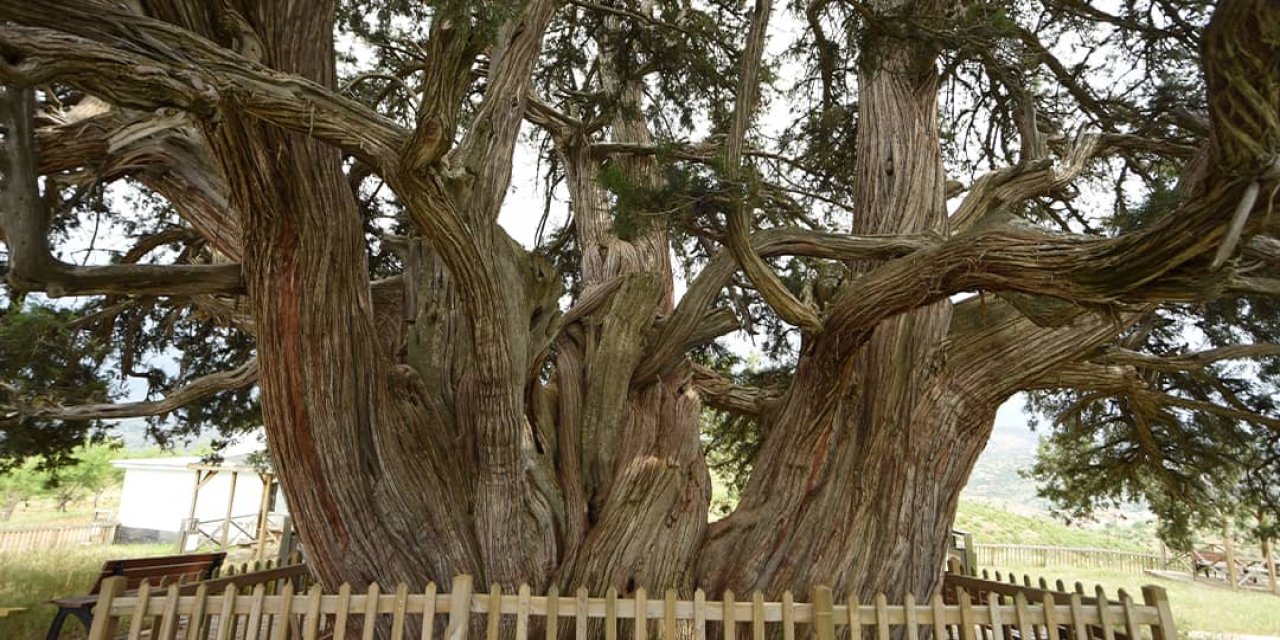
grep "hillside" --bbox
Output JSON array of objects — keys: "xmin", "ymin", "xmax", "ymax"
[{"xmin": 954, "ymin": 500, "xmax": 1157, "ymax": 553}]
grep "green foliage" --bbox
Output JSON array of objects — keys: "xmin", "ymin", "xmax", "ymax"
[
  {"xmin": 1026, "ymin": 178, "xmax": 1280, "ymax": 548},
  {"xmin": 0, "ymin": 304, "xmax": 112, "ymax": 471},
  {"xmin": 45, "ymin": 440, "xmax": 124, "ymax": 511},
  {"xmin": 0, "ymin": 440, "xmax": 124, "ymax": 520},
  {"xmin": 0, "ymin": 458, "xmax": 46, "ymax": 521}
]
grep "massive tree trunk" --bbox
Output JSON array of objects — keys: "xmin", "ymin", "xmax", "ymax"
[{"xmin": 3, "ymin": 0, "xmax": 1277, "ymax": 634}]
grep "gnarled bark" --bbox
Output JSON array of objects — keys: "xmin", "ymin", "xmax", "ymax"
[{"xmin": 3, "ymin": 4, "xmax": 1278, "ymax": 640}]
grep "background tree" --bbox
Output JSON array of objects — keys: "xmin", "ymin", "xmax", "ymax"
[
  {"xmin": 46, "ymin": 439, "xmax": 123, "ymax": 512},
  {"xmin": 0, "ymin": 0, "xmax": 1277, "ymax": 620},
  {"xmin": 0, "ymin": 458, "xmax": 44, "ymax": 522},
  {"xmin": 0, "ymin": 304, "xmax": 112, "ymax": 467}
]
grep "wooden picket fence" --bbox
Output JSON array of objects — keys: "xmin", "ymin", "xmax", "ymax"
[
  {"xmin": 973, "ymin": 544, "xmax": 1167, "ymax": 574},
  {"xmin": 0, "ymin": 520, "xmax": 116, "ymax": 552},
  {"xmin": 85, "ymin": 572, "xmax": 1178, "ymax": 640}
]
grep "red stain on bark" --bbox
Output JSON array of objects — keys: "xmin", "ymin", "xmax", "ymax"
[{"xmin": 275, "ymin": 220, "xmax": 350, "ymax": 546}]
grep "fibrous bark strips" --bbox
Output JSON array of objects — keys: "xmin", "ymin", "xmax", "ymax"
[{"xmin": 1, "ymin": 0, "xmax": 1278, "ymax": 629}]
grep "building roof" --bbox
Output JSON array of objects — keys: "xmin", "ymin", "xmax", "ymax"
[{"xmin": 112, "ymin": 437, "xmax": 271, "ymax": 475}]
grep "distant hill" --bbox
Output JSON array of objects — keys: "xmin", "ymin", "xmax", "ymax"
[
  {"xmin": 954, "ymin": 500, "xmax": 1158, "ymax": 553},
  {"xmin": 960, "ymin": 398, "xmax": 1048, "ymax": 513}
]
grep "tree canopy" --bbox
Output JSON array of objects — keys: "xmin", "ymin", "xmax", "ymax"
[{"xmin": 0, "ymin": 0, "xmax": 1277, "ymax": 599}]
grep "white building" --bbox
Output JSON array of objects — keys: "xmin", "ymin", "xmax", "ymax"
[{"xmin": 112, "ymin": 444, "xmax": 287, "ymax": 547}]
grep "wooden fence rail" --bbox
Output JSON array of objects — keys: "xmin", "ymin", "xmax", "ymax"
[
  {"xmin": 0, "ymin": 521, "xmax": 116, "ymax": 552},
  {"xmin": 87, "ymin": 573, "xmax": 1178, "ymax": 640},
  {"xmin": 972, "ymin": 544, "xmax": 1178, "ymax": 574}
]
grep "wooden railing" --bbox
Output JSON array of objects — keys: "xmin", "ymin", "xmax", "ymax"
[
  {"xmin": 973, "ymin": 544, "xmax": 1171, "ymax": 574},
  {"xmin": 943, "ymin": 569, "xmax": 1169, "ymax": 640},
  {"xmin": 0, "ymin": 520, "xmax": 116, "ymax": 552},
  {"xmin": 85, "ymin": 573, "xmax": 1178, "ymax": 640}
]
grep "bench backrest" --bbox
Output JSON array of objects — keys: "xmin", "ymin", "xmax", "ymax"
[{"xmin": 88, "ymin": 552, "xmax": 227, "ymax": 595}]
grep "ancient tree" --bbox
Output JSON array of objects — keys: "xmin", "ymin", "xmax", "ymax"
[{"xmin": 2, "ymin": 0, "xmax": 1278, "ymax": 606}]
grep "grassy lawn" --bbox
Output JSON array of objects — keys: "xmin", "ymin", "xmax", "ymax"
[
  {"xmin": 994, "ymin": 563, "xmax": 1280, "ymax": 637},
  {"xmin": 2, "ymin": 486, "xmax": 123, "ymax": 529},
  {"xmin": 0, "ymin": 543, "xmax": 170, "ymax": 640}
]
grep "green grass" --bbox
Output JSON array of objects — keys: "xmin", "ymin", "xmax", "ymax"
[
  {"xmin": 955, "ymin": 500, "xmax": 1157, "ymax": 552},
  {"xmin": 994, "ymin": 563, "xmax": 1280, "ymax": 637},
  {"xmin": 0, "ymin": 543, "xmax": 170, "ymax": 639}
]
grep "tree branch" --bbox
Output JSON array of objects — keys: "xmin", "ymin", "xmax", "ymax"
[
  {"xmin": 635, "ymin": 228, "xmax": 935, "ymax": 381},
  {"xmin": 1096, "ymin": 343, "xmax": 1280, "ymax": 371},
  {"xmin": 1, "ymin": 86, "xmax": 243, "ymax": 297},
  {"xmin": 2, "ymin": 359, "xmax": 258, "ymax": 423},
  {"xmin": 35, "ymin": 102, "xmax": 243, "ymax": 260},
  {"xmin": 721, "ymin": 0, "xmax": 822, "ymax": 334},
  {"xmin": 0, "ymin": 5, "xmax": 406, "ymax": 168},
  {"xmin": 690, "ymin": 363, "xmax": 782, "ymax": 417}
]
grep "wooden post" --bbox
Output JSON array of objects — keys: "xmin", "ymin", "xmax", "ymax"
[
  {"xmin": 812, "ymin": 586, "xmax": 834, "ymax": 640},
  {"xmin": 219, "ymin": 470, "xmax": 240, "ymax": 550},
  {"xmin": 1140, "ymin": 586, "xmax": 1177, "ymax": 640},
  {"xmin": 174, "ymin": 518, "xmax": 193, "ymax": 554},
  {"xmin": 255, "ymin": 473, "xmax": 273, "ymax": 561},
  {"xmin": 187, "ymin": 470, "xmax": 203, "ymax": 522},
  {"xmin": 87, "ymin": 576, "xmax": 126, "ymax": 640},
  {"xmin": 1263, "ymin": 536, "xmax": 1279, "ymax": 596},
  {"xmin": 1223, "ymin": 524, "xmax": 1239, "ymax": 591},
  {"xmin": 276, "ymin": 515, "xmax": 296, "ymax": 565}
]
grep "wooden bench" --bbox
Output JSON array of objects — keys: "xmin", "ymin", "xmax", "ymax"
[{"xmin": 46, "ymin": 551, "xmax": 225, "ymax": 640}]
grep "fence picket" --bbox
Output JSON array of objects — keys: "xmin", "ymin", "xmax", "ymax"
[
  {"xmin": 272, "ymin": 580, "xmax": 294, "ymax": 640},
  {"xmin": 930, "ymin": 592, "xmax": 946, "ymax": 640},
  {"xmin": 128, "ymin": 581, "xmax": 152, "ymax": 640},
  {"xmin": 392, "ymin": 583, "xmax": 409, "ymax": 640},
  {"xmin": 781, "ymin": 591, "xmax": 794, "ymax": 640},
  {"xmin": 1013, "ymin": 592, "xmax": 1032, "ymax": 640},
  {"xmin": 1141, "ymin": 586, "xmax": 1176, "ymax": 640},
  {"xmin": 636, "ymin": 587, "xmax": 649, "ymax": 640},
  {"xmin": 334, "ymin": 583, "xmax": 352, "ymax": 640},
  {"xmin": 1094, "ymin": 587, "xmax": 1115, "ymax": 640},
  {"xmin": 575, "ymin": 586, "xmax": 587, "ymax": 640},
  {"xmin": 812, "ymin": 587, "xmax": 832, "ymax": 640},
  {"xmin": 447, "ymin": 576, "xmax": 472, "ymax": 640},
  {"xmin": 84, "ymin": 573, "xmax": 1181, "ymax": 640},
  {"xmin": 987, "ymin": 596, "xmax": 1004, "ymax": 640},
  {"xmin": 1067, "ymin": 593, "xmax": 1086, "ymax": 640},
  {"xmin": 874, "ymin": 593, "xmax": 891, "ymax": 640},
  {"xmin": 215, "ymin": 584, "xmax": 238, "ymax": 640},
  {"xmin": 188, "ymin": 583, "xmax": 210, "ymax": 640},
  {"xmin": 1121, "ymin": 592, "xmax": 1141, "ymax": 640},
  {"xmin": 904, "ymin": 592, "xmax": 919, "ymax": 640},
  {"xmin": 957, "ymin": 588, "xmax": 976, "ymax": 640},
  {"xmin": 847, "ymin": 593, "xmax": 860, "ymax": 633},
  {"xmin": 87, "ymin": 576, "xmax": 125, "ymax": 640},
  {"xmin": 605, "ymin": 587, "xmax": 618, "ymax": 640},
  {"xmin": 156, "ymin": 583, "xmax": 181, "ymax": 640},
  {"xmin": 303, "ymin": 585, "xmax": 322, "ymax": 640},
  {"xmin": 421, "ymin": 582, "xmax": 438, "ymax": 640},
  {"xmin": 497, "ymin": 584, "xmax": 510, "ymax": 640},
  {"xmin": 362, "ymin": 583, "xmax": 381, "ymax": 640},
  {"xmin": 694, "ymin": 589, "xmax": 707, "ymax": 640},
  {"xmin": 721, "ymin": 589, "xmax": 734, "ymax": 640},
  {"xmin": 517, "ymin": 584, "xmax": 532, "ymax": 640},
  {"xmin": 245, "ymin": 584, "xmax": 267, "ymax": 640},
  {"xmin": 675, "ymin": 589, "xmax": 686, "ymax": 640}
]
